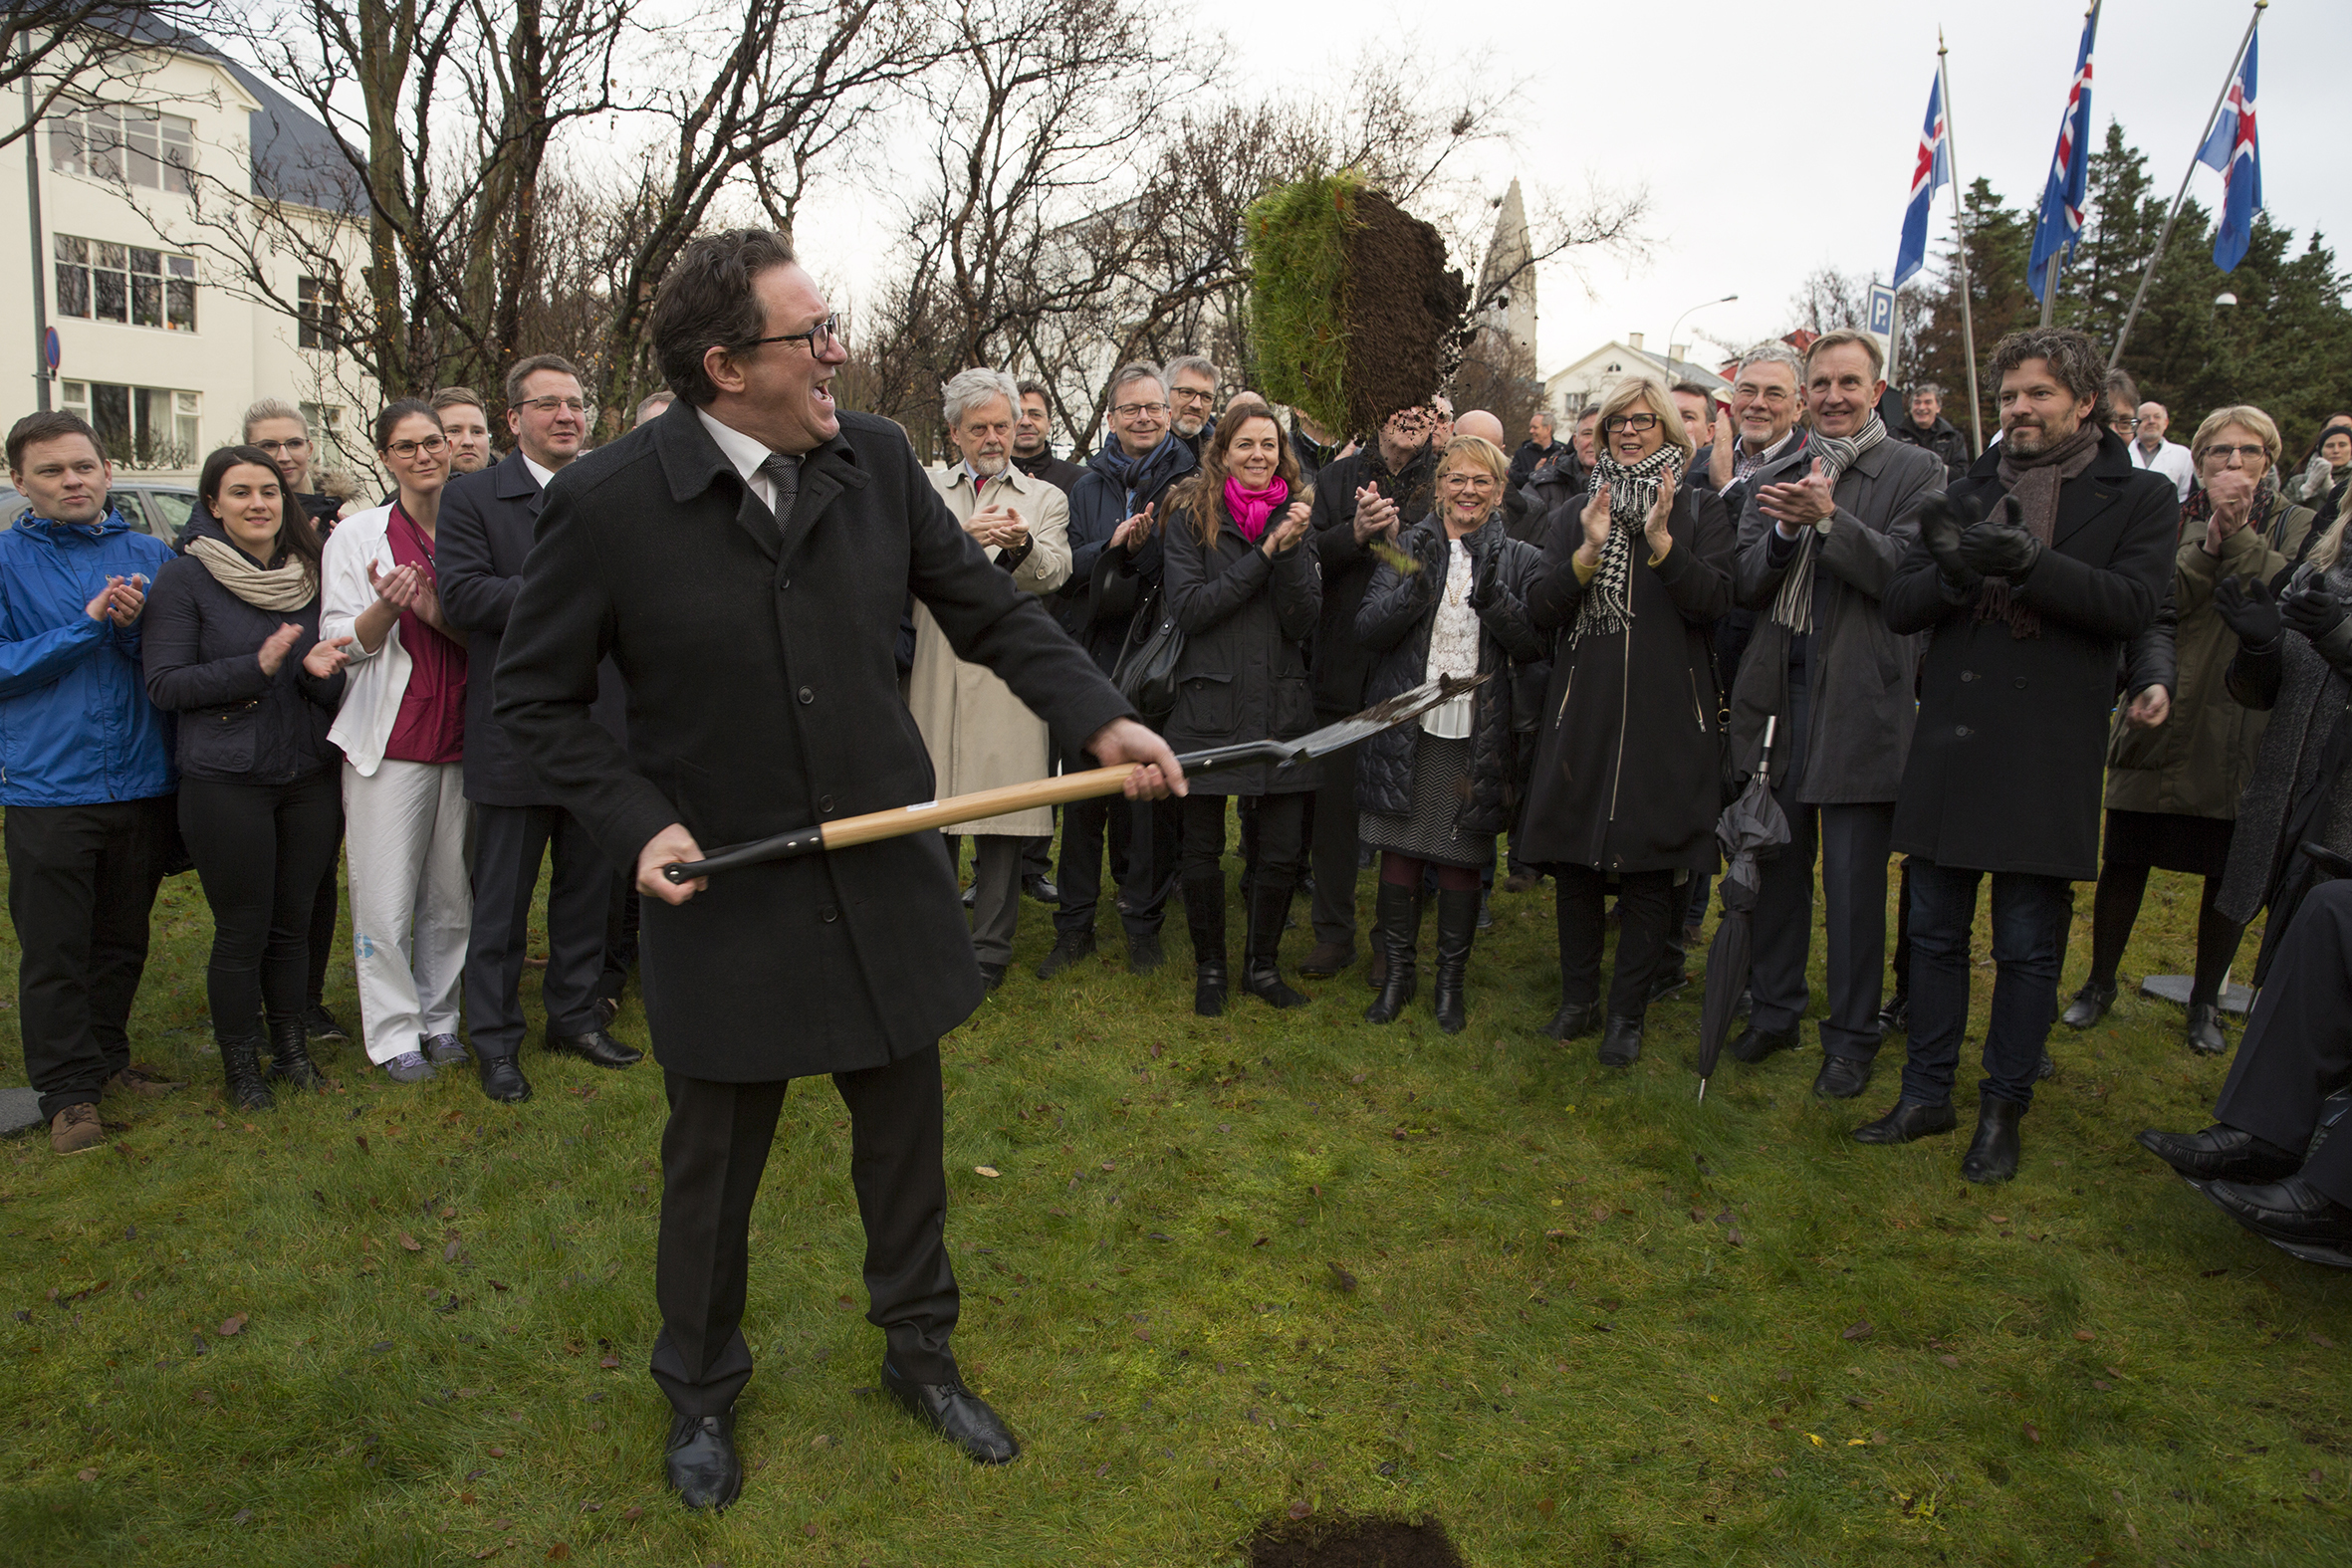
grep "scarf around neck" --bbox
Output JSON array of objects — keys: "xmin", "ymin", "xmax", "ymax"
[
  {"xmin": 1224, "ymin": 476, "xmax": 1288, "ymax": 544},
  {"xmin": 1769, "ymin": 414, "xmax": 1888, "ymax": 636},
  {"xmin": 1985, "ymin": 419, "xmax": 2104, "ymax": 638},
  {"xmin": 1573, "ymin": 442, "xmax": 1683, "ymax": 646},
  {"xmin": 186, "ymin": 535, "xmax": 316, "ymax": 612}
]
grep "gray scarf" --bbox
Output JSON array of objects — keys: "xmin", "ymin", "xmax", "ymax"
[
  {"xmin": 186, "ymin": 536, "xmax": 316, "ymax": 611},
  {"xmin": 1572, "ymin": 443, "xmax": 1682, "ymax": 646},
  {"xmin": 1768, "ymin": 414, "xmax": 1887, "ymax": 635}
]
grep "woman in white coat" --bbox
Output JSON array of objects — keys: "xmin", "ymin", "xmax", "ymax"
[{"xmin": 320, "ymin": 399, "xmax": 473, "ymax": 1082}]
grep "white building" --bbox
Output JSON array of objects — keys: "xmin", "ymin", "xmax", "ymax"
[
  {"xmin": 1542, "ymin": 333, "xmax": 1730, "ymax": 420},
  {"xmin": 2, "ymin": 24, "xmax": 372, "ymax": 482}
]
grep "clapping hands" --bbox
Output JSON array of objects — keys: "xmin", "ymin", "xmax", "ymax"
[
  {"xmin": 82, "ymin": 573, "xmax": 148, "ymax": 626},
  {"xmin": 2213, "ymin": 575, "xmax": 2281, "ymax": 646}
]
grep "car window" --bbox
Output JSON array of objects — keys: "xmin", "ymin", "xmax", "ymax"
[
  {"xmin": 143, "ymin": 490, "xmax": 197, "ymax": 540},
  {"xmin": 110, "ymin": 492, "xmax": 151, "ymax": 533},
  {"xmin": 0, "ymin": 487, "xmax": 21, "ymax": 529}
]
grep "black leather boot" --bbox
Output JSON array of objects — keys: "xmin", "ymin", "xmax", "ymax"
[
  {"xmin": 267, "ymin": 1014, "xmax": 324, "ymax": 1092},
  {"xmin": 1598, "ymin": 1012, "xmax": 1644, "ymax": 1066},
  {"xmin": 220, "ymin": 1031, "xmax": 273, "ymax": 1112},
  {"xmin": 1961, "ymin": 1091, "xmax": 2025, "ymax": 1185},
  {"xmin": 1240, "ymin": 876, "xmax": 1306, "ymax": 1008},
  {"xmin": 1430, "ymin": 887, "xmax": 1479, "ymax": 1034},
  {"xmin": 1542, "ymin": 1000, "xmax": 1600, "ymax": 1040},
  {"xmin": 2185, "ymin": 1002, "xmax": 2228, "ymax": 1055},
  {"xmin": 1363, "ymin": 881, "xmax": 1420, "ymax": 1024},
  {"xmin": 2059, "ymin": 980, "xmax": 2116, "ymax": 1029},
  {"xmin": 1183, "ymin": 873, "xmax": 1227, "ymax": 1017}
]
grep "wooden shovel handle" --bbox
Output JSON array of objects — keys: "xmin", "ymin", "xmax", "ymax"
[{"xmin": 817, "ymin": 764, "xmax": 1140, "ymax": 849}]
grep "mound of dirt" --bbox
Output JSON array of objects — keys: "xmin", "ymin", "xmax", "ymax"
[
  {"xmin": 1341, "ymin": 189, "xmax": 1470, "ymax": 433},
  {"xmin": 1246, "ymin": 1513, "xmax": 1467, "ymax": 1568}
]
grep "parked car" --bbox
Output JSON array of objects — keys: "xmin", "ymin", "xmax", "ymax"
[{"xmin": 0, "ymin": 481, "xmax": 198, "ymax": 543}]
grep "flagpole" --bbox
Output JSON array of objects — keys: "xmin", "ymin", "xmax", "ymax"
[
  {"xmin": 2108, "ymin": 0, "xmax": 2265, "ymax": 370},
  {"xmin": 1938, "ymin": 34, "xmax": 1984, "ymax": 453}
]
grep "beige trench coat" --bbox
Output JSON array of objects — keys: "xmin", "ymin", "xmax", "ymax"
[{"xmin": 908, "ymin": 463, "xmax": 1073, "ymax": 835}]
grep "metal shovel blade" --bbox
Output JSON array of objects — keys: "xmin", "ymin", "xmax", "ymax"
[{"xmin": 1289, "ymin": 671, "xmax": 1490, "ymax": 758}]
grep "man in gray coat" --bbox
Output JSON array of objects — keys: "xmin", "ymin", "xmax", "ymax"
[{"xmin": 1723, "ymin": 329, "xmax": 1947, "ymax": 1100}]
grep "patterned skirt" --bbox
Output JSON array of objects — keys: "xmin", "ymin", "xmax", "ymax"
[{"xmin": 1359, "ymin": 731, "xmax": 1494, "ymax": 870}]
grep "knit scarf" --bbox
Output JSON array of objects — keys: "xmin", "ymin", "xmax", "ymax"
[
  {"xmin": 1983, "ymin": 418, "xmax": 2104, "ymax": 638},
  {"xmin": 187, "ymin": 535, "xmax": 316, "ymax": 611},
  {"xmin": 1573, "ymin": 442, "xmax": 1683, "ymax": 646},
  {"xmin": 1224, "ymin": 476, "xmax": 1288, "ymax": 543},
  {"xmin": 1768, "ymin": 413, "xmax": 1888, "ymax": 635}
]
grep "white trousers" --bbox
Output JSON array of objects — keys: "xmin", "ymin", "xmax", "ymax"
[{"xmin": 342, "ymin": 759, "xmax": 472, "ymax": 1063}]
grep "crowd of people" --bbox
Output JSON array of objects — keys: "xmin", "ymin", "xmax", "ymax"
[{"xmin": 12, "ymin": 221, "xmax": 2352, "ymax": 1508}]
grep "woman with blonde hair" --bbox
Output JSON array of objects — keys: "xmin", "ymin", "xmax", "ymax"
[
  {"xmin": 1517, "ymin": 378, "xmax": 1736, "ymax": 1065},
  {"xmin": 2068, "ymin": 405, "xmax": 2320, "ymax": 1052},
  {"xmin": 1352, "ymin": 434, "xmax": 1545, "ymax": 1031}
]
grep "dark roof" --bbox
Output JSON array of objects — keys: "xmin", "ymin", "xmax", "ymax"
[{"xmin": 114, "ymin": 15, "xmax": 364, "ymax": 217}]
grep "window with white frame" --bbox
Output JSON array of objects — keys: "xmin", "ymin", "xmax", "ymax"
[
  {"xmin": 54, "ymin": 235, "xmax": 198, "ymax": 332},
  {"xmin": 60, "ymin": 381, "xmax": 203, "ymax": 471},
  {"xmin": 298, "ymin": 276, "xmax": 342, "ymax": 351},
  {"xmin": 49, "ymin": 106, "xmax": 195, "ymax": 193}
]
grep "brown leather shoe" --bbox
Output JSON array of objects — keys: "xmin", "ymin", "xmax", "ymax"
[
  {"xmin": 106, "ymin": 1062, "xmax": 184, "ymax": 1099},
  {"xmin": 50, "ymin": 1103, "xmax": 105, "ymax": 1155}
]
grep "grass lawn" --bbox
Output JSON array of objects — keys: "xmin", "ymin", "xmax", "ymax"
[{"xmin": 2, "ymin": 822, "xmax": 2348, "ymax": 1567}]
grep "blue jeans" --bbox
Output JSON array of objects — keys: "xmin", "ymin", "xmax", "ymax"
[{"xmin": 1901, "ymin": 858, "xmax": 2070, "ymax": 1110}]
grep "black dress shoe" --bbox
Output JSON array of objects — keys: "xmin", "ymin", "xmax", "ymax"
[
  {"xmin": 978, "ymin": 961, "xmax": 1007, "ymax": 992},
  {"xmin": 2202, "ymin": 1175, "xmax": 2352, "ymax": 1254},
  {"xmin": 1647, "ymin": 966, "xmax": 1690, "ymax": 1004},
  {"xmin": 1542, "ymin": 1000, "xmax": 1600, "ymax": 1040},
  {"xmin": 2185, "ymin": 1002, "xmax": 2228, "ymax": 1055},
  {"xmin": 2059, "ymin": 980, "xmax": 2116, "ymax": 1029},
  {"xmin": 1037, "ymin": 930, "xmax": 1096, "ymax": 979},
  {"xmin": 1851, "ymin": 1098, "xmax": 1959, "ymax": 1145},
  {"xmin": 880, "ymin": 1361, "xmax": 1020, "ymax": 1464},
  {"xmin": 1728, "ymin": 1022, "xmax": 1798, "ymax": 1064},
  {"xmin": 1960, "ymin": 1092, "xmax": 2024, "ymax": 1185},
  {"xmin": 1876, "ymin": 993, "xmax": 1908, "ymax": 1035},
  {"xmin": 1126, "ymin": 931, "xmax": 1164, "ymax": 974},
  {"xmin": 2136, "ymin": 1124, "xmax": 2302, "ymax": 1185},
  {"xmin": 546, "ymin": 1028, "xmax": 644, "ymax": 1068},
  {"xmin": 665, "ymin": 1410, "xmax": 743, "ymax": 1510},
  {"xmin": 303, "ymin": 1002, "xmax": 351, "ymax": 1042},
  {"xmin": 1023, "ymin": 873, "xmax": 1060, "ymax": 905},
  {"xmin": 477, "ymin": 1053, "xmax": 533, "ymax": 1104},
  {"xmin": 2036, "ymin": 1048, "xmax": 2057, "ymax": 1081},
  {"xmin": 1298, "ymin": 940, "xmax": 1355, "ymax": 979},
  {"xmin": 1597, "ymin": 1014, "xmax": 1643, "ymax": 1067},
  {"xmin": 592, "ymin": 996, "xmax": 620, "ymax": 1029},
  {"xmin": 1812, "ymin": 1054, "xmax": 1872, "ymax": 1100}
]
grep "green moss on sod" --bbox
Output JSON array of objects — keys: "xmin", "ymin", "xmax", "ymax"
[{"xmin": 1247, "ymin": 172, "xmax": 1362, "ymax": 439}]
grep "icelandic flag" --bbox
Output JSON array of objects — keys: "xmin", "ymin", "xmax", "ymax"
[
  {"xmin": 2027, "ymin": 3, "xmax": 2100, "ymax": 304},
  {"xmin": 1892, "ymin": 70, "xmax": 1950, "ymax": 289},
  {"xmin": 2199, "ymin": 31, "xmax": 2260, "ymax": 272}
]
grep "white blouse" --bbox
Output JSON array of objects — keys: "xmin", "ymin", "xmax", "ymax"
[{"xmin": 1420, "ymin": 539, "xmax": 1480, "ymax": 740}]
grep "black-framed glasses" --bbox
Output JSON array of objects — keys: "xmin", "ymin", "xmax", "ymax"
[
  {"xmin": 1112, "ymin": 401, "xmax": 1168, "ymax": 419},
  {"xmin": 382, "ymin": 433, "xmax": 447, "ymax": 459},
  {"xmin": 1602, "ymin": 413, "xmax": 1661, "ymax": 434},
  {"xmin": 750, "ymin": 314, "xmax": 843, "ymax": 354},
  {"xmin": 2109, "ymin": 413, "xmax": 2141, "ymax": 431}
]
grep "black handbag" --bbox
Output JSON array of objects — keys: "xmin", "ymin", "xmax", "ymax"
[{"xmin": 1110, "ymin": 581, "xmax": 1185, "ymax": 725}]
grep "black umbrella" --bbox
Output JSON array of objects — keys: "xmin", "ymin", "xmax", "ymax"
[{"xmin": 1696, "ymin": 716, "xmax": 1792, "ymax": 1102}]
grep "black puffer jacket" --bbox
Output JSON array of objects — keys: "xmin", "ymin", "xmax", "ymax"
[
  {"xmin": 1161, "ymin": 497, "xmax": 1322, "ymax": 796},
  {"xmin": 1352, "ymin": 515, "xmax": 1545, "ymax": 835},
  {"xmin": 140, "ymin": 510, "xmax": 345, "ymax": 784}
]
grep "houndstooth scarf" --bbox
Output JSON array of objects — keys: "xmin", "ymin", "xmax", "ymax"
[
  {"xmin": 1573, "ymin": 442, "xmax": 1684, "ymax": 646},
  {"xmin": 1768, "ymin": 413, "xmax": 1886, "ymax": 635}
]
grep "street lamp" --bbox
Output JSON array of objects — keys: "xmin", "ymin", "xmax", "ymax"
[{"xmin": 1664, "ymin": 294, "xmax": 1739, "ymax": 375}]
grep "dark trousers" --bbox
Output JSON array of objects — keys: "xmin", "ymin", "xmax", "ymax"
[
  {"xmin": 965, "ymin": 834, "xmax": 1023, "ymax": 966},
  {"xmin": 1182, "ymin": 791, "xmax": 1306, "ymax": 958},
  {"xmin": 651, "ymin": 1046, "xmax": 958, "ymax": 1415},
  {"xmin": 1902, "ymin": 858, "xmax": 2069, "ymax": 1110},
  {"xmin": 1556, "ymin": 864, "xmax": 1676, "ymax": 1018},
  {"xmin": 1056, "ymin": 782, "xmax": 1172, "ymax": 941},
  {"xmin": 307, "ymin": 837, "xmax": 342, "ymax": 1008},
  {"xmin": 1308, "ymin": 736, "xmax": 1364, "ymax": 948},
  {"xmin": 2216, "ymin": 881, "xmax": 2352, "ymax": 1205},
  {"xmin": 177, "ymin": 771, "xmax": 344, "ymax": 1039},
  {"xmin": 6, "ymin": 796, "xmax": 173, "ymax": 1120},
  {"xmin": 598, "ymin": 872, "xmax": 639, "ymax": 1006},
  {"xmin": 1889, "ymin": 856, "xmax": 1914, "ymax": 998},
  {"xmin": 1021, "ymin": 830, "xmax": 1053, "ymax": 881},
  {"xmin": 1750, "ymin": 799, "xmax": 1896, "ymax": 1060},
  {"xmin": 464, "ymin": 802, "xmax": 612, "ymax": 1057}
]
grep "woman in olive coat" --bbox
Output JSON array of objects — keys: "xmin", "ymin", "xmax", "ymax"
[
  {"xmin": 1518, "ymin": 379, "xmax": 1736, "ymax": 1065},
  {"xmin": 1160, "ymin": 408, "xmax": 1321, "ymax": 1015}
]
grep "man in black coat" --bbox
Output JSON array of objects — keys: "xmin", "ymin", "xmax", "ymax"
[
  {"xmin": 1859, "ymin": 327, "xmax": 2176, "ymax": 1185},
  {"xmin": 493, "ymin": 230, "xmax": 1181, "ymax": 1507},
  {"xmin": 1299, "ymin": 404, "xmax": 1437, "ymax": 977},
  {"xmin": 1893, "ymin": 382, "xmax": 1973, "ymax": 484},
  {"xmin": 1011, "ymin": 378, "xmax": 1084, "ymax": 496},
  {"xmin": 1508, "ymin": 409, "xmax": 1570, "ymax": 490},
  {"xmin": 438, "ymin": 353, "xmax": 641, "ymax": 1106}
]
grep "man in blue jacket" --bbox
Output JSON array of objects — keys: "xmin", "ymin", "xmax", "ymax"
[{"xmin": 2, "ymin": 412, "xmax": 181, "ymax": 1155}]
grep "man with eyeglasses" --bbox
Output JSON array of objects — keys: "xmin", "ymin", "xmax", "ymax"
[
  {"xmin": 436, "ymin": 353, "xmax": 640, "ymax": 1105},
  {"xmin": 2129, "ymin": 400, "xmax": 2196, "ymax": 504},
  {"xmin": 1166, "ymin": 354, "xmax": 1220, "ymax": 453},
  {"xmin": 242, "ymin": 398, "xmax": 346, "ymax": 529},
  {"xmin": 495, "ymin": 230, "xmax": 1178, "ymax": 1504}
]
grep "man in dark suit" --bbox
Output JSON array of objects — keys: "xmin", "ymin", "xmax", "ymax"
[
  {"xmin": 1010, "ymin": 378, "xmax": 1084, "ymax": 496},
  {"xmin": 493, "ymin": 229, "xmax": 1182, "ymax": 1508},
  {"xmin": 1861, "ymin": 327, "xmax": 2176, "ymax": 1185},
  {"xmin": 437, "ymin": 353, "xmax": 642, "ymax": 1106}
]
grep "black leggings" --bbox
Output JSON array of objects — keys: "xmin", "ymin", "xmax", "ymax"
[
  {"xmin": 2084, "ymin": 861, "xmax": 2243, "ymax": 1007},
  {"xmin": 1555, "ymin": 865, "xmax": 1677, "ymax": 1018},
  {"xmin": 1181, "ymin": 792, "xmax": 1307, "ymax": 957},
  {"xmin": 1380, "ymin": 853, "xmax": 1482, "ymax": 893},
  {"xmin": 178, "ymin": 771, "xmax": 345, "ymax": 1037}
]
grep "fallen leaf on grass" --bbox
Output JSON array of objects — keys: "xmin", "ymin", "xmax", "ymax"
[
  {"xmin": 2311, "ymin": 1334, "xmax": 2339, "ymax": 1350},
  {"xmin": 2022, "ymin": 1424, "xmax": 2041, "ymax": 1444},
  {"xmin": 1841, "ymin": 1320, "xmax": 1873, "ymax": 1341},
  {"xmin": 487, "ymin": 1447, "xmax": 508, "ymax": 1458},
  {"xmin": 1938, "ymin": 1354, "xmax": 1960, "ymax": 1368},
  {"xmin": 1535, "ymin": 1497, "xmax": 1555, "ymax": 1518},
  {"xmin": 836, "ymin": 1294, "xmax": 855, "ymax": 1309},
  {"xmin": 598, "ymin": 1356, "xmax": 620, "ymax": 1370},
  {"xmin": 443, "ymin": 1240, "xmax": 462, "ymax": 1262},
  {"xmin": 2073, "ymin": 1329, "xmax": 2095, "ymax": 1342},
  {"xmin": 621, "ymin": 1507, "xmax": 642, "ymax": 1521},
  {"xmin": 218, "ymin": 1313, "xmax": 247, "ymax": 1337},
  {"xmin": 1807, "ymin": 1434, "xmax": 1822, "ymax": 1446},
  {"xmin": 231, "ymin": 1509, "xmax": 252, "ymax": 1525},
  {"xmin": 490, "ymin": 1280, "xmax": 510, "ymax": 1292},
  {"xmin": 578, "ymin": 1502, "xmax": 599, "ymax": 1514},
  {"xmin": 1326, "ymin": 1261, "xmax": 1358, "ymax": 1293},
  {"xmin": 546, "ymin": 1546, "xmax": 570, "ymax": 1561},
  {"xmin": 973, "ymin": 1166, "xmax": 1000, "ymax": 1179},
  {"xmin": 76, "ymin": 1468, "xmax": 98, "ymax": 1482},
  {"xmin": 398, "ymin": 1232, "xmax": 422, "ymax": 1252},
  {"xmin": 1987, "ymin": 1214, "xmax": 2008, "ymax": 1225},
  {"xmin": 355, "ymin": 1135, "xmax": 369, "ymax": 1154},
  {"xmin": 1287, "ymin": 1499, "xmax": 1312, "ymax": 1520}
]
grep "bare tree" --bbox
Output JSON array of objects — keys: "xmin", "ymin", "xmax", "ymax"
[
  {"xmin": 1788, "ymin": 265, "xmax": 1874, "ymax": 336},
  {"xmin": 0, "ymin": 2, "xmax": 221, "ymax": 153}
]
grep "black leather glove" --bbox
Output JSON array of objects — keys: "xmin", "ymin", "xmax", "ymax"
[
  {"xmin": 2213, "ymin": 575, "xmax": 2282, "ymax": 647},
  {"xmin": 1468, "ymin": 534, "xmax": 1504, "ymax": 608},
  {"xmin": 1958, "ymin": 497, "xmax": 2042, "ymax": 579},
  {"xmin": 2282, "ymin": 583, "xmax": 2347, "ymax": 643},
  {"xmin": 1410, "ymin": 525, "xmax": 1448, "ymax": 590},
  {"xmin": 1917, "ymin": 491, "xmax": 1982, "ymax": 591}
]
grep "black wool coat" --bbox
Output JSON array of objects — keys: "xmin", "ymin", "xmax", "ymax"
[
  {"xmin": 1352, "ymin": 516, "xmax": 1544, "ymax": 833},
  {"xmin": 1884, "ymin": 430, "xmax": 2179, "ymax": 880},
  {"xmin": 1307, "ymin": 443, "xmax": 1435, "ymax": 717},
  {"xmin": 140, "ymin": 513, "xmax": 344, "ymax": 785},
  {"xmin": 493, "ymin": 403, "xmax": 1134, "ymax": 1081},
  {"xmin": 437, "ymin": 451, "xmax": 626, "ymax": 808},
  {"xmin": 1161, "ymin": 500, "xmax": 1322, "ymax": 796},
  {"xmin": 1515, "ymin": 483, "xmax": 1737, "ymax": 873}
]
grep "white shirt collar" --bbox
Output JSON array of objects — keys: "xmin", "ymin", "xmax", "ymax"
[
  {"xmin": 521, "ymin": 453, "xmax": 557, "ymax": 491},
  {"xmin": 697, "ymin": 407, "xmax": 787, "ymax": 510}
]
